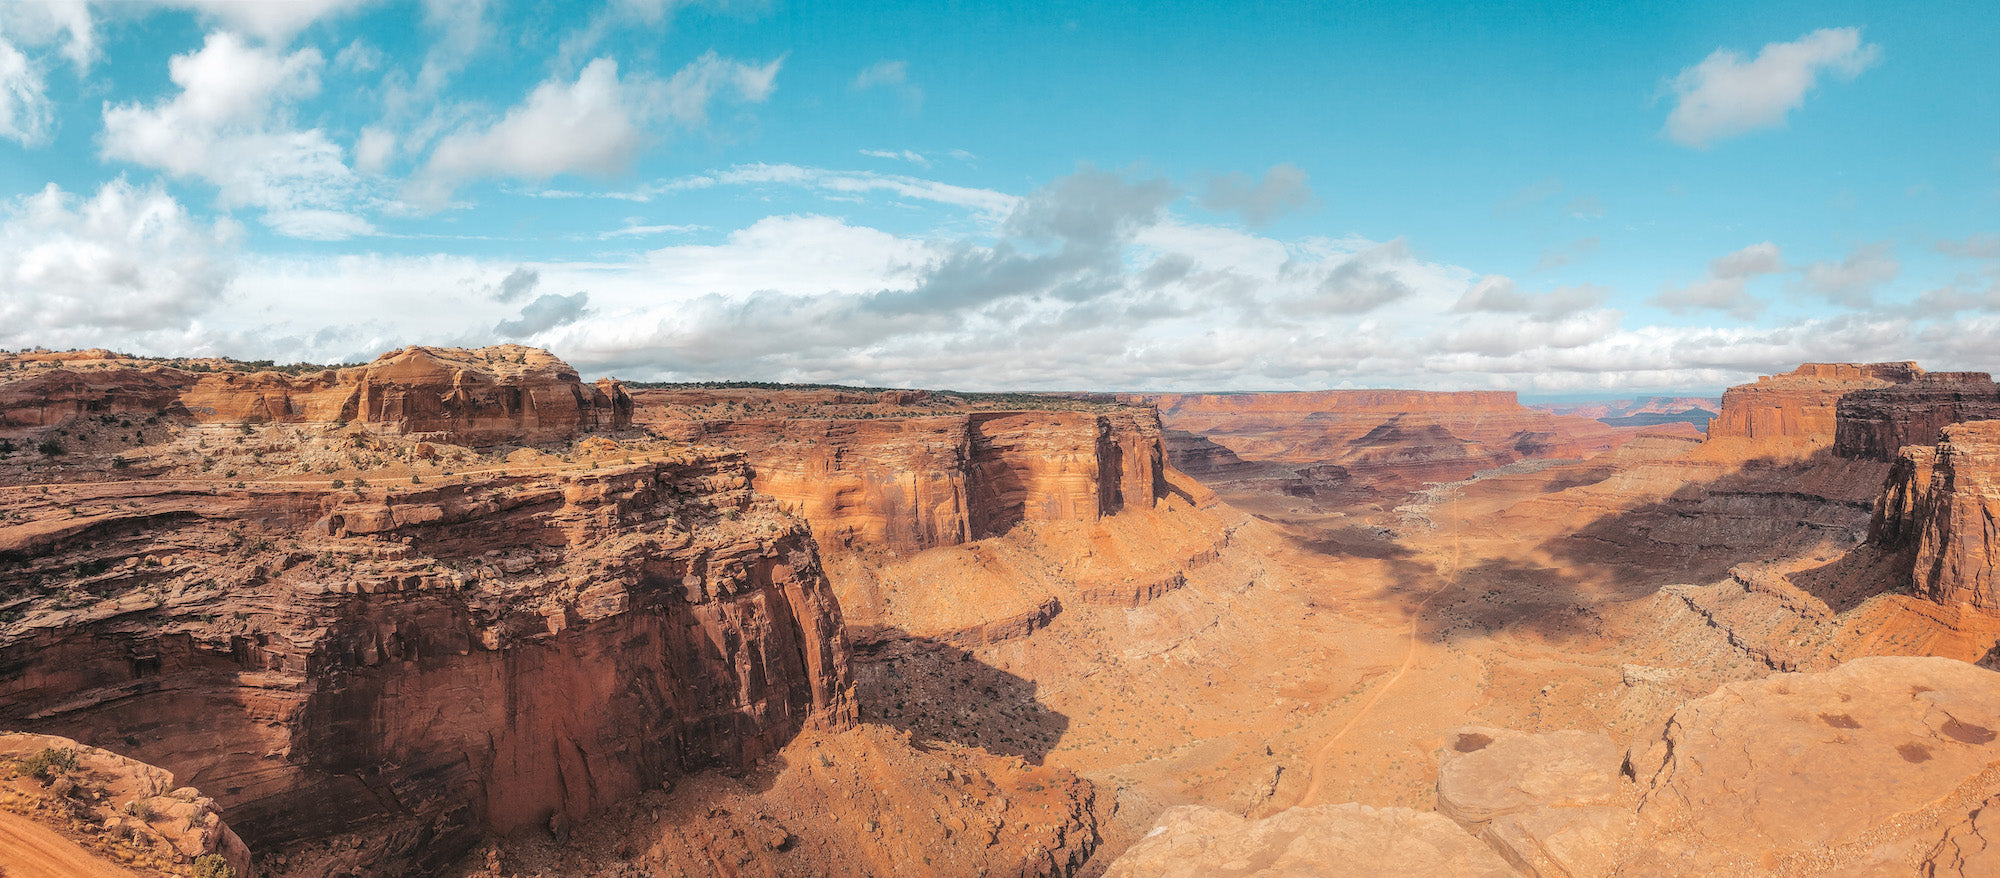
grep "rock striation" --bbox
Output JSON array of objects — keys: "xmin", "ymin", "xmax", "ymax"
[
  {"xmin": 0, "ymin": 345, "xmax": 631, "ymax": 446},
  {"xmin": 1103, "ymin": 802, "xmax": 1518, "ymax": 878},
  {"xmin": 1871, "ymin": 420, "xmax": 2000, "ymax": 613},
  {"xmin": 0, "ymin": 453, "xmax": 851, "ymax": 873},
  {"xmin": 1705, "ymin": 362, "xmax": 1921, "ymax": 456},
  {"xmin": 1834, "ymin": 372, "xmax": 2000, "ymax": 461},
  {"xmin": 650, "ymin": 409, "xmax": 1168, "ymax": 553}
]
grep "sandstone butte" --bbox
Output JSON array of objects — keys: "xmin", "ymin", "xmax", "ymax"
[{"xmin": 6, "ymin": 347, "xmax": 2000, "ymax": 877}]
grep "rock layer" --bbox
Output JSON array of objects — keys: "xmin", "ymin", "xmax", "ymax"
[
  {"xmin": 1706, "ymin": 362, "xmax": 1920, "ymax": 457},
  {"xmin": 1872, "ymin": 420, "xmax": 2000, "ymax": 613},
  {"xmin": 0, "ymin": 453, "xmax": 851, "ymax": 872},
  {"xmin": 650, "ymin": 409, "xmax": 1168, "ymax": 553},
  {"xmin": 0, "ymin": 345, "xmax": 631, "ymax": 446},
  {"xmin": 1834, "ymin": 372, "xmax": 2000, "ymax": 461}
]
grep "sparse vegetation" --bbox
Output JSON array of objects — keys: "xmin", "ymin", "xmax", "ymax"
[{"xmin": 17, "ymin": 746, "xmax": 78, "ymax": 781}]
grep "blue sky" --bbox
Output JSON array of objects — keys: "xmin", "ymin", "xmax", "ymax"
[{"xmin": 0, "ymin": 0, "xmax": 1995, "ymax": 393}]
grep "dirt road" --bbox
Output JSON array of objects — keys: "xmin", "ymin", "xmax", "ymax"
[{"xmin": 0, "ymin": 811, "xmax": 140, "ymax": 878}]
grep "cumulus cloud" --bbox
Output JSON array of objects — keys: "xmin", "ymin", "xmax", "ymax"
[
  {"xmin": 1937, "ymin": 234, "xmax": 2000, "ymax": 260},
  {"xmin": 99, "ymin": 31, "xmax": 371, "ymax": 238},
  {"xmin": 496, "ymin": 291, "xmax": 590, "ymax": 338},
  {"xmin": 414, "ymin": 52, "xmax": 782, "ymax": 206},
  {"xmin": 1198, "ymin": 163, "xmax": 1315, "ymax": 226},
  {"xmin": 1664, "ymin": 27, "xmax": 1880, "ymax": 147},
  {"xmin": 1650, "ymin": 242, "xmax": 1784, "ymax": 318},
  {"xmin": 0, "ymin": 1, "xmax": 94, "ymax": 68},
  {"xmin": 1798, "ymin": 241, "xmax": 1898, "ymax": 306},
  {"xmin": 0, "ymin": 180, "xmax": 239, "ymax": 348},
  {"xmin": 1454, "ymin": 276, "xmax": 1606, "ymax": 318},
  {"xmin": 493, "ymin": 266, "xmax": 539, "ymax": 302}
]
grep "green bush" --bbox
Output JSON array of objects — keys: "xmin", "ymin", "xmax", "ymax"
[
  {"xmin": 192, "ymin": 854, "xmax": 236, "ymax": 878},
  {"xmin": 17, "ymin": 747, "xmax": 77, "ymax": 781},
  {"xmin": 36, "ymin": 438, "xmax": 64, "ymax": 456}
]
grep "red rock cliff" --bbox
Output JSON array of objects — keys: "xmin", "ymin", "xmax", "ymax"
[
  {"xmin": 1706, "ymin": 362, "xmax": 1920, "ymax": 455},
  {"xmin": 1, "ymin": 345, "xmax": 631, "ymax": 446},
  {"xmin": 1834, "ymin": 372, "xmax": 2000, "ymax": 461},
  {"xmin": 1870, "ymin": 420, "xmax": 2000, "ymax": 613},
  {"xmin": 0, "ymin": 454, "xmax": 851, "ymax": 871},
  {"xmin": 651, "ymin": 408, "xmax": 1168, "ymax": 553}
]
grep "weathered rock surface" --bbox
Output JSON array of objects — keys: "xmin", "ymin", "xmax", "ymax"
[
  {"xmin": 1622, "ymin": 656, "xmax": 2000, "ymax": 875},
  {"xmin": 1705, "ymin": 362, "xmax": 1921, "ymax": 458},
  {"xmin": 1436, "ymin": 727, "xmax": 1633, "ymax": 878},
  {"xmin": 1834, "ymin": 372, "xmax": 2000, "ymax": 461},
  {"xmin": 0, "ymin": 345, "xmax": 631, "ymax": 446},
  {"xmin": 647, "ymin": 407, "xmax": 1168, "ymax": 553},
  {"xmin": 0, "ymin": 453, "xmax": 851, "ymax": 873},
  {"xmin": 0, "ymin": 731, "xmax": 254, "ymax": 877},
  {"xmin": 1871, "ymin": 420, "xmax": 2000, "ymax": 613},
  {"xmin": 1102, "ymin": 802, "xmax": 1518, "ymax": 878}
]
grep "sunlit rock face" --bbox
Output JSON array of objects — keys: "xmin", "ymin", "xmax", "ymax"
[
  {"xmin": 1834, "ymin": 371, "xmax": 2000, "ymax": 461},
  {"xmin": 1872, "ymin": 420, "xmax": 2000, "ymax": 613},
  {"xmin": 1703, "ymin": 361, "xmax": 1921, "ymax": 458}
]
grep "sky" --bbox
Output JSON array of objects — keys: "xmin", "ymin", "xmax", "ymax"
[{"xmin": 0, "ymin": 1, "xmax": 1995, "ymax": 395}]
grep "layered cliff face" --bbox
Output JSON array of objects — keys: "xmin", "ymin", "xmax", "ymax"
[
  {"xmin": 1137, "ymin": 389, "xmax": 1625, "ymax": 493},
  {"xmin": 1705, "ymin": 361, "xmax": 1921, "ymax": 458},
  {"xmin": 648, "ymin": 406, "xmax": 1167, "ymax": 553},
  {"xmin": 1834, "ymin": 372, "xmax": 2000, "ymax": 461},
  {"xmin": 1870, "ymin": 420, "xmax": 2000, "ymax": 613},
  {"xmin": 0, "ymin": 345, "xmax": 631, "ymax": 446},
  {"xmin": 0, "ymin": 452, "xmax": 852, "ymax": 872}
]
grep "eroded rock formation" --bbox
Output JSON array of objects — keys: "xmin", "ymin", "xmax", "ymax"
[
  {"xmin": 0, "ymin": 345, "xmax": 631, "ymax": 446},
  {"xmin": 1705, "ymin": 362, "xmax": 1921, "ymax": 457},
  {"xmin": 648, "ymin": 408, "xmax": 1168, "ymax": 553},
  {"xmin": 0, "ymin": 453, "xmax": 851, "ymax": 873},
  {"xmin": 1871, "ymin": 420, "xmax": 2000, "ymax": 613},
  {"xmin": 1835, "ymin": 372, "xmax": 2000, "ymax": 461}
]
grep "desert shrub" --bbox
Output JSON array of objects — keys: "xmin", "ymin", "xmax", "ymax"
[
  {"xmin": 193, "ymin": 854, "xmax": 236, "ymax": 878},
  {"xmin": 125, "ymin": 798, "xmax": 155, "ymax": 821},
  {"xmin": 17, "ymin": 747, "xmax": 78, "ymax": 781},
  {"xmin": 36, "ymin": 438, "xmax": 64, "ymax": 456},
  {"xmin": 331, "ymin": 479, "xmax": 345, "ymax": 488}
]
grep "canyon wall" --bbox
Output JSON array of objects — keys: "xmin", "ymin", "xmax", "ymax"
[
  {"xmin": 651, "ymin": 408, "xmax": 1168, "ymax": 553},
  {"xmin": 1871, "ymin": 420, "xmax": 2000, "ymax": 613},
  {"xmin": 0, "ymin": 345, "xmax": 631, "ymax": 445},
  {"xmin": 1834, "ymin": 372, "xmax": 2000, "ymax": 461},
  {"xmin": 0, "ymin": 454, "xmax": 851, "ymax": 871},
  {"xmin": 1135, "ymin": 388, "xmax": 1626, "ymax": 491},
  {"xmin": 1705, "ymin": 362, "xmax": 1920, "ymax": 455}
]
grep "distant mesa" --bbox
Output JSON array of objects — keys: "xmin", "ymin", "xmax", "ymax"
[{"xmin": 0, "ymin": 344, "xmax": 631, "ymax": 446}]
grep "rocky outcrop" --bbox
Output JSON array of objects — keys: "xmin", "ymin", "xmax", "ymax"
[
  {"xmin": 1871, "ymin": 420, "xmax": 2000, "ymax": 613},
  {"xmin": 1435, "ymin": 727, "xmax": 1633, "ymax": 878},
  {"xmin": 652, "ymin": 409, "xmax": 1169, "ymax": 553},
  {"xmin": 180, "ymin": 346, "xmax": 631, "ymax": 444},
  {"xmin": 0, "ymin": 453, "xmax": 851, "ymax": 873},
  {"xmin": 0, "ymin": 346, "xmax": 632, "ymax": 446},
  {"xmin": 1102, "ymin": 803, "xmax": 1517, "ymax": 878},
  {"xmin": 1, "ymin": 731, "xmax": 254, "ymax": 877},
  {"xmin": 1835, "ymin": 372, "xmax": 2000, "ymax": 461},
  {"xmin": 1706, "ymin": 362, "xmax": 1921, "ymax": 455}
]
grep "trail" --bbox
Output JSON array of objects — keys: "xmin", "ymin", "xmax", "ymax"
[
  {"xmin": 1271, "ymin": 474, "xmax": 1469, "ymax": 813},
  {"xmin": 0, "ymin": 811, "xmax": 141, "ymax": 878}
]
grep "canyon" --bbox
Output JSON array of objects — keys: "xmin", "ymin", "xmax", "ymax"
[{"xmin": 3, "ymin": 347, "xmax": 2000, "ymax": 877}]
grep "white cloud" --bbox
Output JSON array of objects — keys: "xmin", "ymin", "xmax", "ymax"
[
  {"xmin": 1937, "ymin": 234, "xmax": 2000, "ymax": 260},
  {"xmin": 0, "ymin": 180, "xmax": 240, "ymax": 348},
  {"xmin": 1799, "ymin": 241, "xmax": 1898, "ymax": 306},
  {"xmin": 1454, "ymin": 276, "xmax": 1607, "ymax": 318},
  {"xmin": 861, "ymin": 148, "xmax": 930, "ymax": 167},
  {"xmin": 0, "ymin": 38, "xmax": 51, "ymax": 145},
  {"xmin": 415, "ymin": 52, "xmax": 782, "ymax": 206},
  {"xmin": 1198, "ymin": 163, "xmax": 1315, "ymax": 226},
  {"xmin": 1650, "ymin": 242, "xmax": 1784, "ymax": 318},
  {"xmin": 99, "ymin": 31, "xmax": 370, "ymax": 239},
  {"xmin": 1664, "ymin": 27, "xmax": 1880, "ymax": 147},
  {"xmin": 1534, "ymin": 236, "xmax": 1600, "ymax": 271},
  {"xmin": 0, "ymin": 1, "xmax": 94, "ymax": 68}
]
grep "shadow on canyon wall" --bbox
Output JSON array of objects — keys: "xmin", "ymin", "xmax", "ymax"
[{"xmin": 848, "ymin": 627, "xmax": 1069, "ymax": 764}]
